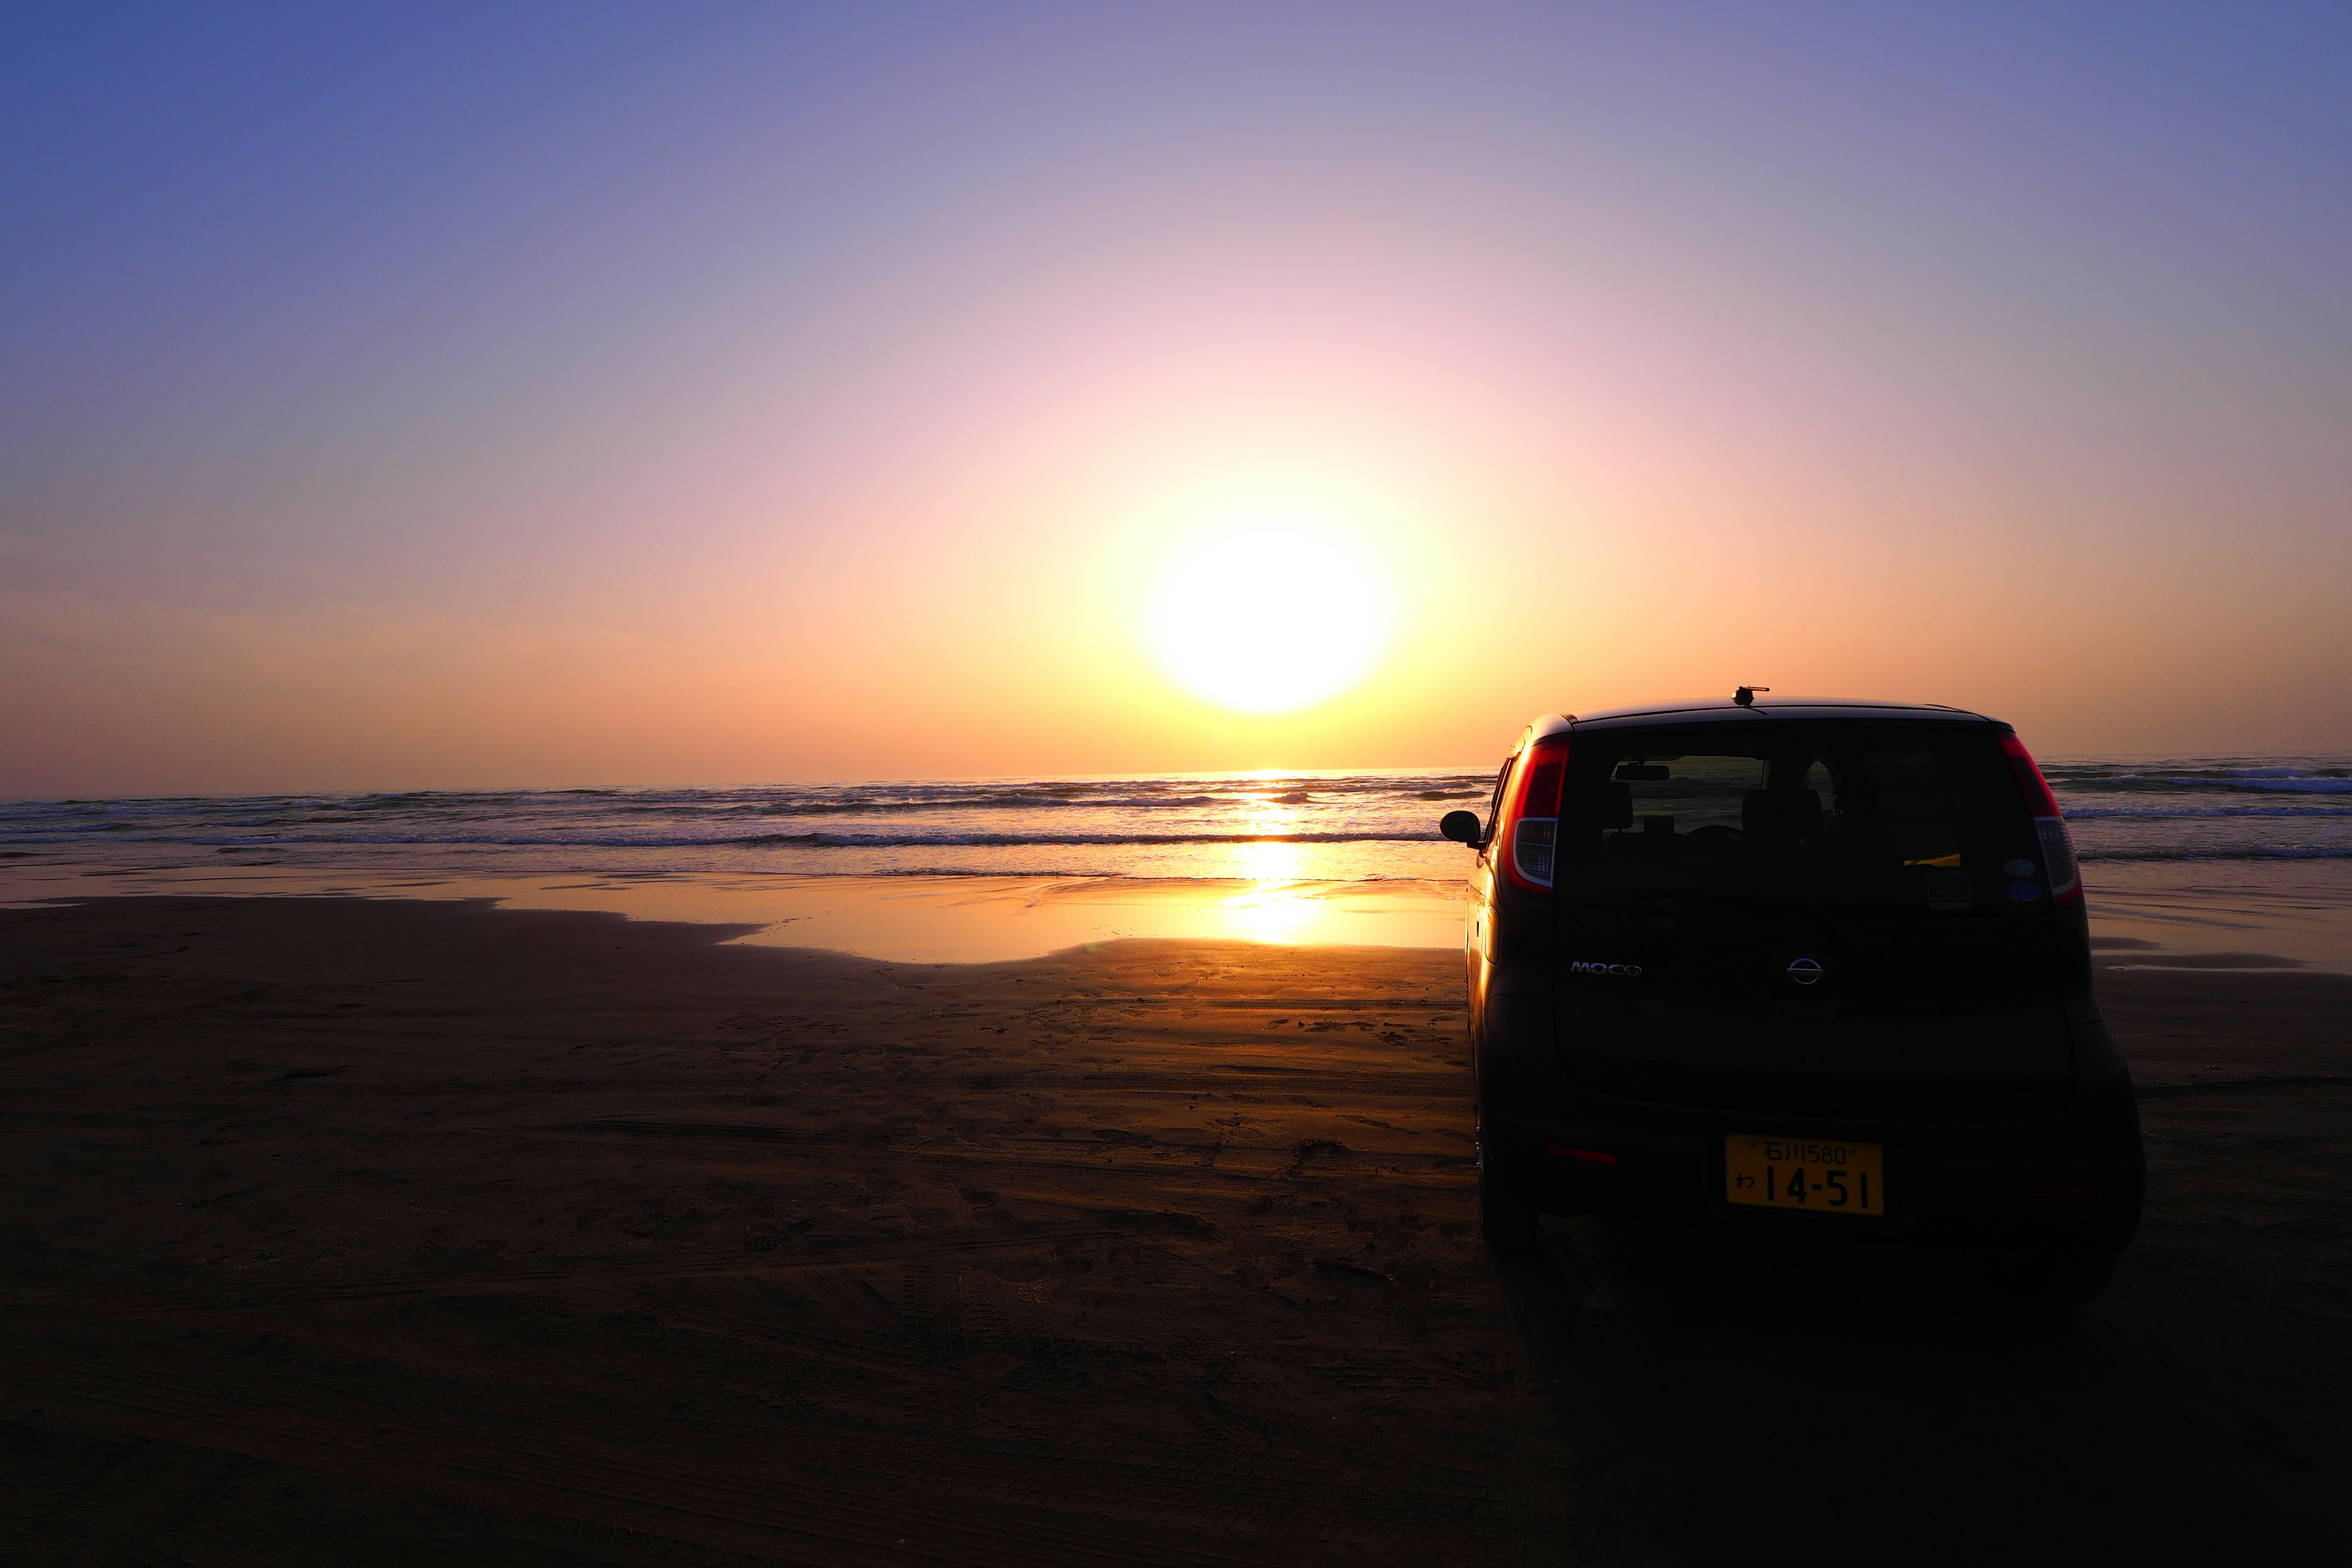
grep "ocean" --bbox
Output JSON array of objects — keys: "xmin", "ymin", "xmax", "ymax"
[
  {"xmin": 5, "ymin": 758, "xmax": 2350, "ymax": 876},
  {"xmin": 4, "ymin": 759, "xmax": 2350, "ymax": 965}
]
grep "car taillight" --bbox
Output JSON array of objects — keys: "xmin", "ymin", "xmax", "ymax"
[
  {"xmin": 1999, "ymin": 733, "xmax": 2081, "ymax": 904},
  {"xmin": 1501, "ymin": 737, "xmax": 1569, "ymax": 891}
]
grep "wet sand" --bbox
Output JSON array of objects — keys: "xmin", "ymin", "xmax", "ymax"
[
  {"xmin": 0, "ymin": 859, "xmax": 1475, "ymax": 962},
  {"xmin": 2, "ymin": 897, "xmax": 2346, "ymax": 1564}
]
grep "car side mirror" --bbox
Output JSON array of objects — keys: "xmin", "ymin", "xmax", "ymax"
[{"xmin": 1439, "ymin": 810, "xmax": 1483, "ymax": 846}]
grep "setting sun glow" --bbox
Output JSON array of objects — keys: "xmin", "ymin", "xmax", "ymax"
[{"xmin": 1142, "ymin": 520, "xmax": 1397, "ymax": 714}]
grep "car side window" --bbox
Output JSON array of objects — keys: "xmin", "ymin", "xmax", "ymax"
[{"xmin": 1481, "ymin": 754, "xmax": 1517, "ymax": 847}]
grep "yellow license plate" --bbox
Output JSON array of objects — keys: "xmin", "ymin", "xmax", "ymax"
[{"xmin": 1725, "ymin": 1135, "xmax": 1885, "ymax": 1216}]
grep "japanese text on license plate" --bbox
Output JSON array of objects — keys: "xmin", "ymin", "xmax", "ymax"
[{"xmin": 1724, "ymin": 1135, "xmax": 1885, "ymax": 1216}]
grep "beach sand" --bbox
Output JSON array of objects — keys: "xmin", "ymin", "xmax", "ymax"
[{"xmin": 2, "ymin": 896, "xmax": 2345, "ymax": 1563}]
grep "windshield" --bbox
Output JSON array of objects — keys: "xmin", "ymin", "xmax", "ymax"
[{"xmin": 1559, "ymin": 725, "xmax": 2045, "ymax": 911}]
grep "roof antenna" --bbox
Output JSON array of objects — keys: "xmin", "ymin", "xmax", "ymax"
[{"xmin": 1733, "ymin": 685, "xmax": 1770, "ymax": 707}]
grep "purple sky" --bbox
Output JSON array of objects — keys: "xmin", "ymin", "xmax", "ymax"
[{"xmin": 6, "ymin": 4, "xmax": 2350, "ymax": 793}]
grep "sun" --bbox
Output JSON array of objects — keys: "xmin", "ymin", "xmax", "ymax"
[{"xmin": 1142, "ymin": 516, "xmax": 1397, "ymax": 714}]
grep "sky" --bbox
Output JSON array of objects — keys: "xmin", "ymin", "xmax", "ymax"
[{"xmin": 5, "ymin": 2, "xmax": 2350, "ymax": 796}]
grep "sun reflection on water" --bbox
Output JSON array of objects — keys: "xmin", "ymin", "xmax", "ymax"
[{"xmin": 1215, "ymin": 797, "xmax": 1324, "ymax": 941}]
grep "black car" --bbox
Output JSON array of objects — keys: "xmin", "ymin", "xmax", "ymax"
[{"xmin": 1440, "ymin": 693, "xmax": 2143, "ymax": 1304}]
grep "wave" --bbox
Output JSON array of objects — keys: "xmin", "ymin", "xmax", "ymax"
[
  {"xmin": 0, "ymin": 780, "xmax": 1496, "ymax": 828},
  {"xmin": 710, "ymin": 831, "xmax": 1440, "ymax": 848},
  {"xmin": 2063, "ymin": 804, "xmax": 2352, "ymax": 821},
  {"xmin": 2042, "ymin": 765, "xmax": 2352, "ymax": 796},
  {"xmin": 0, "ymin": 829, "xmax": 1450, "ymax": 850},
  {"xmin": 2078, "ymin": 846, "xmax": 2352, "ymax": 862}
]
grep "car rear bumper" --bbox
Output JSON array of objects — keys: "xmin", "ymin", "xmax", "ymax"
[{"xmin": 1483, "ymin": 1084, "xmax": 2144, "ymax": 1254}]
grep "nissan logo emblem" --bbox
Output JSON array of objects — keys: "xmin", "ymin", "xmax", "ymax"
[{"xmin": 1786, "ymin": 957, "xmax": 1824, "ymax": 986}]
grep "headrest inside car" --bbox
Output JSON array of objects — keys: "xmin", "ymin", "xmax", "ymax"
[
  {"xmin": 1572, "ymin": 781, "xmax": 1634, "ymax": 831},
  {"xmin": 1743, "ymin": 789, "xmax": 1823, "ymax": 841}
]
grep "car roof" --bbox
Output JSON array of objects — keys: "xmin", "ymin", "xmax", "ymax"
[{"xmin": 1520, "ymin": 697, "xmax": 2002, "ymax": 744}]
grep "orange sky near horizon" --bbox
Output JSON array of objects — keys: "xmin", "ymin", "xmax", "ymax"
[{"xmin": 6, "ymin": 9, "xmax": 2349, "ymax": 797}]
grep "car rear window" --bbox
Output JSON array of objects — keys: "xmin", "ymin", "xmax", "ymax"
[{"xmin": 1560, "ymin": 725, "xmax": 2045, "ymax": 911}]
